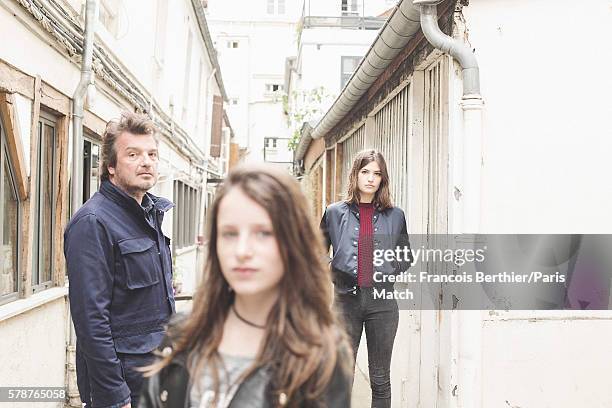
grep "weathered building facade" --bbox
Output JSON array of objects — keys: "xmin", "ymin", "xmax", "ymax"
[{"xmin": 0, "ymin": 0, "xmax": 231, "ymax": 406}]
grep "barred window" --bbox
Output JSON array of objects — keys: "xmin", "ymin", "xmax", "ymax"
[{"xmin": 173, "ymin": 180, "xmax": 201, "ymax": 250}]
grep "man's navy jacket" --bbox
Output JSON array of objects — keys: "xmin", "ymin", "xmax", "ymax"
[{"xmin": 64, "ymin": 180, "xmax": 175, "ymax": 407}]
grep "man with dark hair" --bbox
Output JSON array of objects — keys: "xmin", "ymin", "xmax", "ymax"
[{"xmin": 65, "ymin": 111, "xmax": 175, "ymax": 408}]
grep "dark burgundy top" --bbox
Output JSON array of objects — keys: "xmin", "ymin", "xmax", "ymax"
[{"xmin": 358, "ymin": 202, "xmax": 374, "ymax": 287}]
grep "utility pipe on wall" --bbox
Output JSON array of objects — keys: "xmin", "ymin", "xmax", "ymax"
[
  {"xmin": 71, "ymin": 0, "xmax": 99, "ymax": 216},
  {"xmin": 414, "ymin": 1, "xmax": 484, "ymax": 408},
  {"xmin": 68, "ymin": 3, "xmax": 98, "ymax": 406}
]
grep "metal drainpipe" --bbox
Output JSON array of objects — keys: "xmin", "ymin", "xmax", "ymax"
[
  {"xmin": 414, "ymin": 2, "xmax": 484, "ymax": 408},
  {"xmin": 67, "ymin": 2, "xmax": 98, "ymax": 406},
  {"xmin": 71, "ymin": 0, "xmax": 99, "ymax": 216}
]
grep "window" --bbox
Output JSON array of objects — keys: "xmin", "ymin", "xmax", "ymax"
[
  {"xmin": 0, "ymin": 120, "xmax": 19, "ymax": 301},
  {"xmin": 265, "ymin": 84, "xmax": 283, "ymax": 93},
  {"xmin": 341, "ymin": 56, "xmax": 361, "ymax": 89},
  {"xmin": 265, "ymin": 138, "xmax": 278, "ymax": 149},
  {"xmin": 83, "ymin": 138, "xmax": 101, "ymax": 202},
  {"xmin": 226, "ymin": 40, "xmax": 239, "ymax": 49},
  {"xmin": 228, "ymin": 98, "xmax": 239, "ymax": 106},
  {"xmin": 267, "ymin": 0, "xmax": 285, "ymax": 15},
  {"xmin": 341, "ymin": 0, "xmax": 359, "ymax": 16},
  {"xmin": 173, "ymin": 180, "xmax": 200, "ymax": 250},
  {"xmin": 32, "ymin": 113, "xmax": 57, "ymax": 292},
  {"xmin": 98, "ymin": 0, "xmax": 119, "ymax": 36}
]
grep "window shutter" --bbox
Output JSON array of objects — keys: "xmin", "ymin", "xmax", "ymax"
[{"xmin": 210, "ymin": 95, "xmax": 223, "ymax": 157}]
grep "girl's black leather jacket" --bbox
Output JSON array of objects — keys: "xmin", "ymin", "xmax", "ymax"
[
  {"xmin": 320, "ymin": 201, "xmax": 412, "ymax": 295},
  {"xmin": 138, "ymin": 316, "xmax": 353, "ymax": 408}
]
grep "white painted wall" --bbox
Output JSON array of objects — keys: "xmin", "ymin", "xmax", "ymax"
[
  {"xmin": 436, "ymin": 2, "xmax": 612, "ymax": 407},
  {"xmin": 0, "ymin": 0, "xmax": 226, "ymax": 395},
  {"xmin": 206, "ymin": 0, "xmax": 303, "ymax": 23},
  {"xmin": 482, "ymin": 311, "xmax": 612, "ymax": 407},
  {"xmin": 298, "ymin": 28, "xmax": 379, "ymax": 95},
  {"xmin": 0, "ymin": 293, "xmax": 68, "ymax": 408},
  {"xmin": 304, "ymin": 0, "xmax": 392, "ymax": 17},
  {"xmin": 462, "ymin": 0, "xmax": 612, "ymax": 233}
]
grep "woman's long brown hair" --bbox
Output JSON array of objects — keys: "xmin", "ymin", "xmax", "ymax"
[
  {"xmin": 146, "ymin": 163, "xmax": 351, "ymax": 406},
  {"xmin": 345, "ymin": 149, "xmax": 393, "ymax": 210}
]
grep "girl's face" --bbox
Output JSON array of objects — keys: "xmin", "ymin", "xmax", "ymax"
[
  {"xmin": 357, "ymin": 160, "xmax": 382, "ymax": 197},
  {"xmin": 216, "ymin": 188, "xmax": 284, "ymax": 299}
]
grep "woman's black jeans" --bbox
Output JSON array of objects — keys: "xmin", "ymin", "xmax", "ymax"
[{"xmin": 334, "ymin": 286, "xmax": 399, "ymax": 408}]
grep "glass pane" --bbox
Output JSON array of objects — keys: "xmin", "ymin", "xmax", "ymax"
[
  {"xmin": 189, "ymin": 188, "xmax": 195, "ymax": 244},
  {"xmin": 1, "ymin": 155, "xmax": 19, "ymax": 296},
  {"xmin": 83, "ymin": 140, "xmax": 91, "ymax": 203},
  {"xmin": 173, "ymin": 180, "xmax": 178, "ymax": 248},
  {"xmin": 278, "ymin": 0, "xmax": 285, "ymax": 14},
  {"xmin": 342, "ymin": 56, "xmax": 359, "ymax": 73},
  {"xmin": 90, "ymin": 143, "xmax": 100, "ymax": 196},
  {"xmin": 184, "ymin": 184, "xmax": 189, "ymax": 247},
  {"xmin": 267, "ymin": 0, "xmax": 274, "ymax": 14},
  {"xmin": 40, "ymin": 124, "xmax": 54, "ymax": 284},
  {"xmin": 179, "ymin": 182, "xmax": 184, "ymax": 249},
  {"xmin": 32, "ymin": 124, "xmax": 41, "ymax": 285}
]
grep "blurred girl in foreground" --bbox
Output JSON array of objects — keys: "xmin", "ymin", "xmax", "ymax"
[{"xmin": 139, "ymin": 163, "xmax": 353, "ymax": 408}]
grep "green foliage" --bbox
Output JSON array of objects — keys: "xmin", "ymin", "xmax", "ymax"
[{"xmin": 285, "ymin": 87, "xmax": 335, "ymax": 150}]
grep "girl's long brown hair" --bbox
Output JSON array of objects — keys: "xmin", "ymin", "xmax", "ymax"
[
  {"xmin": 345, "ymin": 149, "xmax": 393, "ymax": 210},
  {"xmin": 146, "ymin": 163, "xmax": 351, "ymax": 406}
]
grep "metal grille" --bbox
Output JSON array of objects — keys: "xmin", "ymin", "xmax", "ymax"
[
  {"xmin": 371, "ymin": 84, "xmax": 411, "ymax": 211},
  {"xmin": 339, "ymin": 124, "xmax": 366, "ymax": 198}
]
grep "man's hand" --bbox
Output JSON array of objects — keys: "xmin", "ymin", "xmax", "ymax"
[{"xmin": 121, "ymin": 403, "xmax": 131, "ymax": 408}]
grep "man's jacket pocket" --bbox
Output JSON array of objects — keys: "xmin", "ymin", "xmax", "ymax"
[{"xmin": 117, "ymin": 237, "xmax": 161, "ymax": 289}]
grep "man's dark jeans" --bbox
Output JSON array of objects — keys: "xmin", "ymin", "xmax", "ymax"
[
  {"xmin": 76, "ymin": 348, "xmax": 154, "ymax": 408},
  {"xmin": 334, "ymin": 286, "xmax": 399, "ymax": 408}
]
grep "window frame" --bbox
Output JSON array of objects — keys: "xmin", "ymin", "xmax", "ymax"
[
  {"xmin": 82, "ymin": 136, "xmax": 101, "ymax": 204},
  {"xmin": 0, "ymin": 121, "xmax": 20, "ymax": 305},
  {"xmin": 340, "ymin": 56, "xmax": 362, "ymax": 89},
  {"xmin": 173, "ymin": 180, "xmax": 200, "ymax": 251},
  {"xmin": 265, "ymin": 84, "xmax": 283, "ymax": 93},
  {"xmin": 32, "ymin": 111, "xmax": 57, "ymax": 294},
  {"xmin": 341, "ymin": 0, "xmax": 359, "ymax": 16}
]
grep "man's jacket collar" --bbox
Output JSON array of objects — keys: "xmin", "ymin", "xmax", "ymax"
[{"xmin": 100, "ymin": 180, "xmax": 174, "ymax": 214}]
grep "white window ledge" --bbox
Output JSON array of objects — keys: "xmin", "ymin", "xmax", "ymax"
[{"xmin": 0, "ymin": 287, "xmax": 68, "ymax": 322}]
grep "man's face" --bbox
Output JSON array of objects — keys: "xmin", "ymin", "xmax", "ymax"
[{"xmin": 108, "ymin": 131, "xmax": 159, "ymax": 198}]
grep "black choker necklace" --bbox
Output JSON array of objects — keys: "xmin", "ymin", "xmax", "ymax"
[{"xmin": 232, "ymin": 303, "xmax": 266, "ymax": 329}]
